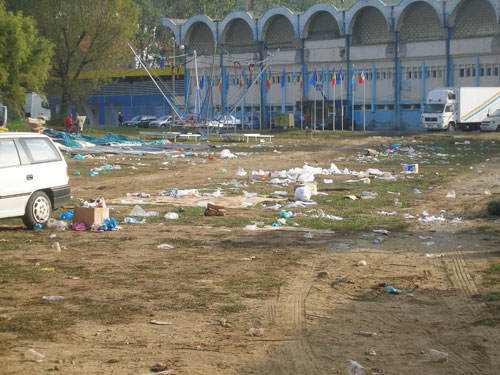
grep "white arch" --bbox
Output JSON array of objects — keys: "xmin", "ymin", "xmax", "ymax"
[
  {"xmin": 219, "ymin": 11, "xmax": 257, "ymax": 42},
  {"xmin": 446, "ymin": 0, "xmax": 500, "ymax": 26},
  {"xmin": 258, "ymin": 7, "xmax": 299, "ymax": 41},
  {"xmin": 394, "ymin": 0, "xmax": 444, "ymax": 31},
  {"xmin": 181, "ymin": 15, "xmax": 217, "ymax": 46},
  {"xmin": 345, "ymin": 0, "xmax": 393, "ymax": 35},
  {"xmin": 161, "ymin": 18, "xmax": 182, "ymax": 44},
  {"xmin": 300, "ymin": 3, "xmax": 344, "ymax": 38}
]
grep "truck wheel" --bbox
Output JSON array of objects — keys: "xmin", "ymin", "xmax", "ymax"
[
  {"xmin": 448, "ymin": 123, "xmax": 456, "ymax": 132},
  {"xmin": 22, "ymin": 191, "xmax": 52, "ymax": 229}
]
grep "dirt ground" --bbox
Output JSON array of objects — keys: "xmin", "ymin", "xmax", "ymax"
[{"xmin": 1, "ymin": 131, "xmax": 500, "ymax": 374}]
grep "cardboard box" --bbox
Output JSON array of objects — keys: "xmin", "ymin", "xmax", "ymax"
[{"xmin": 73, "ymin": 206, "xmax": 109, "ymax": 227}]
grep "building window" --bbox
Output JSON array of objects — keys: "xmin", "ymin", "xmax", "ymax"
[
  {"xmin": 472, "ymin": 68, "xmax": 475, "ymax": 77},
  {"xmin": 438, "ymin": 69, "xmax": 442, "ymax": 78},
  {"xmin": 418, "ymin": 68, "xmax": 422, "ymax": 79},
  {"xmin": 407, "ymin": 70, "xmax": 412, "ymax": 79},
  {"xmin": 480, "ymin": 67, "xmax": 485, "ymax": 76},
  {"xmin": 459, "ymin": 69, "xmax": 464, "ymax": 77},
  {"xmin": 388, "ymin": 71, "xmax": 392, "ymax": 79},
  {"xmin": 494, "ymin": 67, "xmax": 499, "ymax": 76},
  {"xmin": 487, "ymin": 67, "xmax": 492, "ymax": 76},
  {"xmin": 466, "ymin": 67, "xmax": 471, "ymax": 77}
]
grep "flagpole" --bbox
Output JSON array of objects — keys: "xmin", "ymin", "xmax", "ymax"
[
  {"xmin": 363, "ymin": 66, "xmax": 366, "ymax": 132},
  {"xmin": 322, "ymin": 81, "xmax": 325, "ymax": 131},
  {"xmin": 352, "ymin": 65, "xmax": 355, "ymax": 132},
  {"xmin": 300, "ymin": 78, "xmax": 303, "ymax": 131},
  {"xmin": 333, "ymin": 74, "xmax": 336, "ymax": 131},
  {"xmin": 314, "ymin": 86, "xmax": 317, "ymax": 131},
  {"xmin": 341, "ymin": 65, "xmax": 344, "ymax": 131}
]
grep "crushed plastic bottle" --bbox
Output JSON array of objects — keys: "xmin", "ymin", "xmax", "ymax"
[
  {"xmin": 346, "ymin": 360, "xmax": 365, "ymax": 375},
  {"xmin": 52, "ymin": 242, "xmax": 61, "ymax": 252},
  {"xmin": 42, "ymin": 296, "xmax": 65, "ymax": 301},
  {"xmin": 429, "ymin": 349, "xmax": 448, "ymax": 362},
  {"xmin": 24, "ymin": 348, "xmax": 45, "ymax": 362}
]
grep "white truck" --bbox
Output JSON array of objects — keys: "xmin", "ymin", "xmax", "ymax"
[
  {"xmin": 421, "ymin": 87, "xmax": 500, "ymax": 131},
  {"xmin": 0, "ymin": 104, "xmax": 6, "ymax": 128},
  {"xmin": 25, "ymin": 91, "xmax": 51, "ymax": 121}
]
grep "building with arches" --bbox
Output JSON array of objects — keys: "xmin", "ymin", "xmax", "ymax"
[{"xmin": 158, "ymin": 0, "xmax": 500, "ymax": 130}]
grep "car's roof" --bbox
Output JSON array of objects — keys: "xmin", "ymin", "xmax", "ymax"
[{"xmin": 0, "ymin": 132, "xmax": 50, "ymax": 139}]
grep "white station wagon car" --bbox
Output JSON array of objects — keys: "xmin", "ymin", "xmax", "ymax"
[{"xmin": 0, "ymin": 133, "xmax": 70, "ymax": 228}]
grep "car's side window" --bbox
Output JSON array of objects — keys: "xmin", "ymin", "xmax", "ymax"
[
  {"xmin": 13, "ymin": 139, "xmax": 30, "ymax": 164},
  {"xmin": 22, "ymin": 138, "xmax": 61, "ymax": 163},
  {"xmin": 0, "ymin": 139, "xmax": 21, "ymax": 168}
]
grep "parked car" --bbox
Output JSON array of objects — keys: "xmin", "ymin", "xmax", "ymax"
[
  {"xmin": 0, "ymin": 133, "xmax": 70, "ymax": 229},
  {"xmin": 220, "ymin": 115, "xmax": 241, "ymax": 127},
  {"xmin": 148, "ymin": 115, "xmax": 172, "ymax": 129},
  {"xmin": 121, "ymin": 115, "xmax": 157, "ymax": 128},
  {"xmin": 481, "ymin": 109, "xmax": 500, "ymax": 132}
]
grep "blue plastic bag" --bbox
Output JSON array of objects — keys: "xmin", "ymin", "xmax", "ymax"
[{"xmin": 58, "ymin": 211, "xmax": 74, "ymax": 220}]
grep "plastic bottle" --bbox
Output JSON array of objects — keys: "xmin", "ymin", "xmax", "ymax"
[
  {"xmin": 373, "ymin": 236, "xmax": 384, "ymax": 244},
  {"xmin": 346, "ymin": 360, "xmax": 365, "ymax": 375},
  {"xmin": 42, "ymin": 296, "xmax": 65, "ymax": 301},
  {"xmin": 33, "ymin": 223, "xmax": 42, "ymax": 231},
  {"xmin": 52, "ymin": 242, "xmax": 61, "ymax": 252},
  {"xmin": 24, "ymin": 349, "xmax": 45, "ymax": 362}
]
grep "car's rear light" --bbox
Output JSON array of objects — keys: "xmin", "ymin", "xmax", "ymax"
[{"xmin": 66, "ymin": 167, "xmax": 70, "ymax": 184}]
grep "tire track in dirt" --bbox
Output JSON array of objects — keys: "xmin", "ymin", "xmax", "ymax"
[
  {"xmin": 431, "ymin": 248, "xmax": 500, "ymax": 374},
  {"xmin": 259, "ymin": 261, "xmax": 324, "ymax": 375}
]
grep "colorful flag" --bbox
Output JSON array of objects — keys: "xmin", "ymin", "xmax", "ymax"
[
  {"xmin": 266, "ymin": 68, "xmax": 272, "ymax": 90},
  {"xmin": 331, "ymin": 67, "xmax": 337, "ymax": 87},
  {"xmin": 359, "ymin": 67, "xmax": 365, "ymax": 84},
  {"xmin": 281, "ymin": 68, "xmax": 286, "ymax": 88},
  {"xmin": 309, "ymin": 67, "xmax": 317, "ymax": 86},
  {"xmin": 218, "ymin": 69, "xmax": 222, "ymax": 90},
  {"xmin": 320, "ymin": 66, "xmax": 325, "ymax": 83},
  {"xmin": 292, "ymin": 69, "xmax": 297, "ymax": 85},
  {"xmin": 351, "ymin": 67, "xmax": 356, "ymax": 82},
  {"xmin": 337, "ymin": 67, "xmax": 343, "ymax": 86},
  {"xmin": 239, "ymin": 69, "xmax": 244, "ymax": 89}
]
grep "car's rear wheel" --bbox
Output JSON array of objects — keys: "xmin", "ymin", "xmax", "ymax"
[{"xmin": 23, "ymin": 191, "xmax": 52, "ymax": 229}]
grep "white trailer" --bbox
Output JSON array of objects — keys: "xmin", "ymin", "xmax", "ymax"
[
  {"xmin": 25, "ymin": 92, "xmax": 51, "ymax": 121},
  {"xmin": 421, "ymin": 87, "xmax": 500, "ymax": 131}
]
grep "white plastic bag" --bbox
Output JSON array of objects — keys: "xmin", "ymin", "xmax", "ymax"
[
  {"xmin": 294, "ymin": 186, "xmax": 312, "ymax": 201},
  {"xmin": 164, "ymin": 212, "xmax": 179, "ymax": 220},
  {"xmin": 235, "ymin": 168, "xmax": 247, "ymax": 176}
]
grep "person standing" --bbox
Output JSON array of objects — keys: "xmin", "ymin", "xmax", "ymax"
[
  {"xmin": 64, "ymin": 114, "xmax": 73, "ymax": 133},
  {"xmin": 74, "ymin": 113, "xmax": 84, "ymax": 135},
  {"xmin": 118, "ymin": 112, "xmax": 123, "ymax": 127}
]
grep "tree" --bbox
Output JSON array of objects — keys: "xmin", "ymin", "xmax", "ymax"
[
  {"xmin": 8, "ymin": 0, "xmax": 139, "ymax": 114},
  {"xmin": 0, "ymin": 3, "xmax": 53, "ymax": 117}
]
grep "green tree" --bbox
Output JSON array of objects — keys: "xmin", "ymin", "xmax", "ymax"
[
  {"xmin": 8, "ymin": 0, "xmax": 139, "ymax": 114},
  {"xmin": 0, "ymin": 3, "xmax": 53, "ymax": 117}
]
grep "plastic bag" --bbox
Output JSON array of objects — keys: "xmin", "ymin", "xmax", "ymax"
[
  {"xmin": 129, "ymin": 205, "xmax": 158, "ymax": 217},
  {"xmin": 164, "ymin": 212, "xmax": 179, "ymax": 220},
  {"xmin": 294, "ymin": 186, "xmax": 311, "ymax": 201},
  {"xmin": 58, "ymin": 211, "xmax": 74, "ymax": 220}
]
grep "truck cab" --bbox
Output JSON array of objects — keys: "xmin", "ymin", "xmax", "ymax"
[
  {"xmin": 421, "ymin": 89, "xmax": 458, "ymax": 131},
  {"xmin": 0, "ymin": 105, "xmax": 6, "ymax": 128},
  {"xmin": 25, "ymin": 92, "xmax": 51, "ymax": 121}
]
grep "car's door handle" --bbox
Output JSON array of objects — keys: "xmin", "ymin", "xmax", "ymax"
[{"xmin": 26, "ymin": 174, "xmax": 33, "ymax": 180}]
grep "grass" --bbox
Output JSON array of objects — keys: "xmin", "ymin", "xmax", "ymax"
[{"xmin": 483, "ymin": 263, "xmax": 500, "ymax": 284}]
